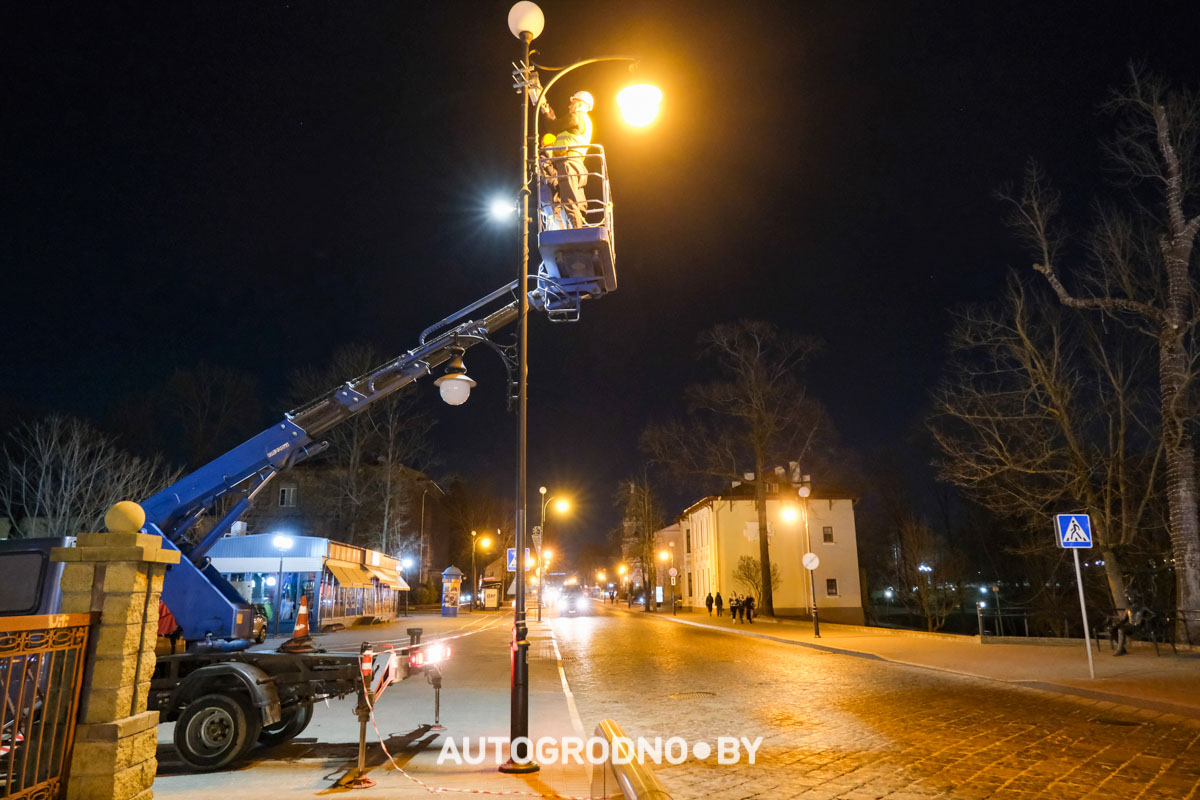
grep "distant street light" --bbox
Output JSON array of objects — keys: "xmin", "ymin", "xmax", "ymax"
[
  {"xmin": 535, "ymin": 487, "xmax": 570, "ymax": 622},
  {"xmin": 471, "ymin": 531, "xmax": 493, "ymax": 613}
]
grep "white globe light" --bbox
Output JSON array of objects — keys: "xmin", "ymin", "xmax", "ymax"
[
  {"xmin": 507, "ymin": 1, "xmax": 544, "ymax": 40},
  {"xmin": 439, "ymin": 375, "xmax": 473, "ymax": 406},
  {"xmin": 798, "ymin": 485, "xmax": 811, "ymax": 498},
  {"xmin": 273, "ymin": 534, "xmax": 293, "ymax": 551}
]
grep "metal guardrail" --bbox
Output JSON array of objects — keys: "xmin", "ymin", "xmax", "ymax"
[
  {"xmin": 590, "ymin": 719, "xmax": 673, "ymax": 800},
  {"xmin": 1, "ymin": 613, "xmax": 93, "ymax": 799}
]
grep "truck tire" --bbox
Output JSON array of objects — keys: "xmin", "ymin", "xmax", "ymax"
[
  {"xmin": 173, "ymin": 694, "xmax": 262, "ymax": 771},
  {"xmin": 258, "ymin": 701, "xmax": 314, "ymax": 746}
]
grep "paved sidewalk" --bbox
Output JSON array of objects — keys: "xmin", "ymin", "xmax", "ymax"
[
  {"xmin": 155, "ymin": 612, "xmax": 593, "ymax": 799},
  {"xmin": 650, "ymin": 607, "xmax": 1200, "ymax": 720}
]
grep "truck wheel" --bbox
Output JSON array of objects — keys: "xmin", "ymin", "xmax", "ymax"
[
  {"xmin": 174, "ymin": 694, "xmax": 262, "ymax": 771},
  {"xmin": 258, "ymin": 701, "xmax": 313, "ymax": 746}
]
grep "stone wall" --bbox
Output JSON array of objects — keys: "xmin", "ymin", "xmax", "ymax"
[{"xmin": 52, "ymin": 531, "xmax": 180, "ymax": 800}]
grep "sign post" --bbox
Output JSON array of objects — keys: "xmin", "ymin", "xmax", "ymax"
[{"xmin": 1056, "ymin": 514, "xmax": 1095, "ymax": 679}]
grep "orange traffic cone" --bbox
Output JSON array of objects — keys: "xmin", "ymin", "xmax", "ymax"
[{"xmin": 277, "ymin": 595, "xmax": 321, "ymax": 653}]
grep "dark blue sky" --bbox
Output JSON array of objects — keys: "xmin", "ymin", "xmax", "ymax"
[{"xmin": 4, "ymin": 1, "xmax": 1199, "ymax": 541}]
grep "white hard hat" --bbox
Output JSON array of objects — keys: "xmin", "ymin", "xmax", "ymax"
[{"xmin": 570, "ymin": 91, "xmax": 594, "ymax": 112}]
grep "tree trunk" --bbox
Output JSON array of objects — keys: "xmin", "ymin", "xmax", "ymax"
[
  {"xmin": 1100, "ymin": 548, "xmax": 1129, "ymax": 613},
  {"xmin": 755, "ymin": 456, "xmax": 774, "ymax": 616},
  {"xmin": 1161, "ymin": 335, "xmax": 1200, "ymax": 637}
]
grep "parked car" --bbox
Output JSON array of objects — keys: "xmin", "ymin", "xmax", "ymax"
[{"xmin": 252, "ymin": 604, "xmax": 269, "ymax": 643}]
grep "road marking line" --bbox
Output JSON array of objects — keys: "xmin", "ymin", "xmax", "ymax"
[{"xmin": 549, "ymin": 623, "xmax": 586, "ymax": 738}]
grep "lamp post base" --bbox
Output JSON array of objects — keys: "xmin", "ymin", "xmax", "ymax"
[{"xmin": 499, "ymin": 759, "xmax": 541, "ymax": 774}]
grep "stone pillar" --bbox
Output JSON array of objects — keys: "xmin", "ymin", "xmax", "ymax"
[{"xmin": 51, "ymin": 503, "xmax": 181, "ymax": 800}]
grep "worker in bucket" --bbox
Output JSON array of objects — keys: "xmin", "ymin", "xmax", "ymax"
[{"xmin": 540, "ymin": 90, "xmax": 594, "ymax": 228}]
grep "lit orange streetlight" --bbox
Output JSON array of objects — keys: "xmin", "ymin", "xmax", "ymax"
[
  {"xmin": 535, "ymin": 488, "xmax": 570, "ymax": 623},
  {"xmin": 616, "ymin": 84, "xmax": 663, "ymax": 127},
  {"xmin": 471, "ymin": 531, "xmax": 494, "ymax": 613}
]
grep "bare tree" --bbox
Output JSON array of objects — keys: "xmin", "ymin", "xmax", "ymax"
[
  {"xmin": 1005, "ymin": 67, "xmax": 1200, "ymax": 629},
  {"xmin": 618, "ymin": 473, "xmax": 667, "ymax": 611},
  {"xmin": 931, "ymin": 275, "xmax": 1165, "ymax": 610},
  {"xmin": 643, "ymin": 320, "xmax": 826, "ymax": 615},
  {"xmin": 733, "ymin": 555, "xmax": 780, "ymax": 607},
  {"xmin": 896, "ymin": 517, "xmax": 960, "ymax": 632},
  {"xmin": 0, "ymin": 415, "xmax": 179, "ymax": 537},
  {"xmin": 368, "ymin": 382, "xmax": 434, "ymax": 556},
  {"xmin": 288, "ymin": 343, "xmax": 433, "ymax": 549}
]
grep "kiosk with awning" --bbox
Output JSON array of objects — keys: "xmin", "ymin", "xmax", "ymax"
[{"xmin": 207, "ymin": 534, "xmax": 406, "ymax": 632}]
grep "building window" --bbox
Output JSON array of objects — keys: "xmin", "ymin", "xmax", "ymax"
[
  {"xmin": 279, "ymin": 486, "xmax": 297, "ymax": 507},
  {"xmin": 826, "ymin": 578, "xmax": 839, "ymax": 596},
  {"xmin": 688, "ymin": 573, "xmax": 693, "ymax": 596},
  {"xmin": 823, "ymin": 526, "xmax": 834, "ymax": 543},
  {"xmin": 686, "ymin": 531, "xmax": 692, "ymax": 553}
]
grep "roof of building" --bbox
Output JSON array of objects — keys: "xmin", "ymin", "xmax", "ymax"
[{"xmin": 678, "ymin": 480, "xmax": 858, "ymax": 519}]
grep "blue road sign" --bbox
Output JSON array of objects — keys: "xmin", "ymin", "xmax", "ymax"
[
  {"xmin": 1055, "ymin": 514, "xmax": 1093, "ymax": 549},
  {"xmin": 506, "ymin": 548, "xmax": 531, "ymax": 570}
]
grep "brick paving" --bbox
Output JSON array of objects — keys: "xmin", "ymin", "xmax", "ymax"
[{"xmin": 554, "ymin": 606, "xmax": 1200, "ymax": 800}]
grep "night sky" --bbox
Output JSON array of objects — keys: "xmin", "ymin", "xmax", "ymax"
[{"xmin": 4, "ymin": 2, "xmax": 1200, "ymax": 544}]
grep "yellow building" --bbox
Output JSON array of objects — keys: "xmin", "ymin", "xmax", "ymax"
[{"xmin": 678, "ymin": 476, "xmax": 864, "ymax": 624}]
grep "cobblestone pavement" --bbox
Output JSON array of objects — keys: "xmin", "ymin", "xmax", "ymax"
[{"xmin": 553, "ymin": 606, "xmax": 1200, "ymax": 800}]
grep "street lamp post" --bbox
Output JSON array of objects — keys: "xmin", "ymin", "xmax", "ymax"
[
  {"xmin": 272, "ymin": 535, "xmax": 293, "ymax": 636},
  {"xmin": 504, "ymin": 1, "xmax": 658, "ymax": 772},
  {"xmin": 418, "ymin": 482, "xmax": 444, "ymax": 586},
  {"xmin": 471, "ymin": 531, "xmax": 478, "ymax": 614},
  {"xmin": 798, "ymin": 476, "xmax": 820, "ymax": 638},
  {"xmin": 659, "ymin": 544, "xmax": 676, "ymax": 616},
  {"xmin": 535, "ymin": 487, "xmax": 570, "ymax": 622},
  {"xmin": 470, "ymin": 532, "xmax": 492, "ymax": 614},
  {"xmin": 401, "ymin": 557, "xmax": 413, "ymax": 617}
]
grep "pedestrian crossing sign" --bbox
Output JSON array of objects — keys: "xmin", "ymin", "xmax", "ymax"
[
  {"xmin": 1055, "ymin": 514, "xmax": 1093, "ymax": 549},
  {"xmin": 506, "ymin": 548, "xmax": 530, "ymax": 571}
]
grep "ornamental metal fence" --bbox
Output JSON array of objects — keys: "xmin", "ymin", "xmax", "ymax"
[{"xmin": 0, "ymin": 613, "xmax": 92, "ymax": 800}]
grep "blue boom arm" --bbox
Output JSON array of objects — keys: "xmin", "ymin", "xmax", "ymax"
[{"xmin": 140, "ymin": 284, "xmax": 520, "ymax": 643}]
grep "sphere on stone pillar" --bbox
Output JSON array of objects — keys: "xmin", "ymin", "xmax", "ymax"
[{"xmin": 105, "ymin": 501, "xmax": 146, "ymax": 534}]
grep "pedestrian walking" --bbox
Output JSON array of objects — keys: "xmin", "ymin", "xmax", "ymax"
[
  {"xmin": 705, "ymin": 592, "xmax": 714, "ymax": 616},
  {"xmin": 714, "ymin": 592, "xmax": 724, "ymax": 617},
  {"xmin": 745, "ymin": 594, "xmax": 755, "ymax": 623},
  {"xmin": 730, "ymin": 594, "xmax": 741, "ymax": 623}
]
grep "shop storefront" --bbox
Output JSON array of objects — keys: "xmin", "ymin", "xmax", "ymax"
[{"xmin": 207, "ymin": 534, "xmax": 409, "ymax": 632}]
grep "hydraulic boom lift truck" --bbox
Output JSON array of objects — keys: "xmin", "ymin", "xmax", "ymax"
[{"xmin": 0, "ymin": 143, "xmax": 620, "ymax": 771}]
